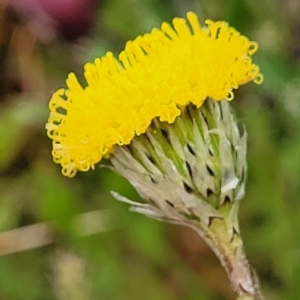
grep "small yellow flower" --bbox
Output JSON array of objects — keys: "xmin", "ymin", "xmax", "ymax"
[{"xmin": 46, "ymin": 12, "xmax": 263, "ymax": 177}]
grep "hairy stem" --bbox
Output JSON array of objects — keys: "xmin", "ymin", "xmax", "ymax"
[{"xmin": 192, "ymin": 216, "xmax": 264, "ymax": 300}]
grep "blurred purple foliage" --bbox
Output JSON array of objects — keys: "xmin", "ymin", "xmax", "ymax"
[{"xmin": 7, "ymin": 0, "xmax": 98, "ymax": 41}]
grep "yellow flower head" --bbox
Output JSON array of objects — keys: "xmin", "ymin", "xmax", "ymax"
[{"xmin": 46, "ymin": 12, "xmax": 263, "ymax": 177}]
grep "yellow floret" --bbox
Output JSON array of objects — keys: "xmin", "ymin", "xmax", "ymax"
[{"xmin": 46, "ymin": 12, "xmax": 263, "ymax": 177}]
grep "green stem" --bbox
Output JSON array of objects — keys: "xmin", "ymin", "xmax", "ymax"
[{"xmin": 192, "ymin": 216, "xmax": 264, "ymax": 300}]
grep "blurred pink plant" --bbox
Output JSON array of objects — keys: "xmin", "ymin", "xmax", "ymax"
[{"xmin": 7, "ymin": 0, "xmax": 97, "ymax": 41}]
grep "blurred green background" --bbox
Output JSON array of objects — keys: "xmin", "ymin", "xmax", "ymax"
[{"xmin": 0, "ymin": 0, "xmax": 299, "ymax": 299}]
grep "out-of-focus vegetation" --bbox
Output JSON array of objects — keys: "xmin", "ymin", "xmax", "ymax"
[{"xmin": 0, "ymin": 0, "xmax": 299, "ymax": 299}]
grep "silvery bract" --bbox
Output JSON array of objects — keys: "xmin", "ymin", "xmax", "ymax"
[{"xmin": 111, "ymin": 99, "xmax": 246, "ymax": 231}]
